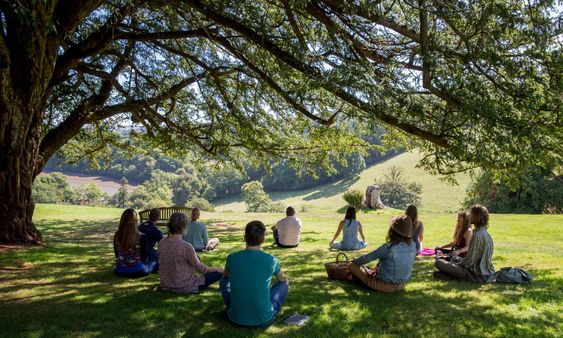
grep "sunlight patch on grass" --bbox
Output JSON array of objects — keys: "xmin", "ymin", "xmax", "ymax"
[{"xmin": 0, "ymin": 205, "xmax": 561, "ymax": 337}]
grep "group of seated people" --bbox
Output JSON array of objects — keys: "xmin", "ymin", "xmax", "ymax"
[
  {"xmin": 113, "ymin": 207, "xmax": 290, "ymax": 327},
  {"xmin": 113, "ymin": 203, "xmax": 494, "ymax": 327},
  {"xmin": 328, "ymin": 203, "xmax": 494, "ymax": 290},
  {"xmin": 113, "ymin": 207, "xmax": 221, "ymax": 277}
]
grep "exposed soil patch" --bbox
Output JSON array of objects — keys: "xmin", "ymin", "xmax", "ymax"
[{"xmin": 39, "ymin": 171, "xmax": 138, "ymax": 194}]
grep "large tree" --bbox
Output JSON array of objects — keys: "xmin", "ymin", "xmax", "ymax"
[{"xmin": 0, "ymin": 0, "xmax": 560, "ymax": 244}]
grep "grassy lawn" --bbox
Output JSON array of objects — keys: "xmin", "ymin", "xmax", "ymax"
[{"xmin": 1, "ymin": 204, "xmax": 562, "ymax": 337}]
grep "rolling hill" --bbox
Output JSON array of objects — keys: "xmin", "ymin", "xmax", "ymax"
[{"xmin": 215, "ymin": 152, "xmax": 473, "ymax": 214}]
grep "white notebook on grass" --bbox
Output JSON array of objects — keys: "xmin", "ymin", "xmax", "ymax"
[{"xmin": 284, "ymin": 313, "xmax": 310, "ymax": 326}]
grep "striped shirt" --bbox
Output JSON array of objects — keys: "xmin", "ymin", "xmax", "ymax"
[{"xmin": 461, "ymin": 227, "xmax": 494, "ymax": 276}]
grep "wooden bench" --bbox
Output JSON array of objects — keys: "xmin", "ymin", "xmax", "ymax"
[{"xmin": 139, "ymin": 207, "xmax": 193, "ymax": 226}]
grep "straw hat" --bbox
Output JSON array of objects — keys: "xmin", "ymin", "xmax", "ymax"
[{"xmin": 390, "ymin": 215, "xmax": 413, "ymax": 238}]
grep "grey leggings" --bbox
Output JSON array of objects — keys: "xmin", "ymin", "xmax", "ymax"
[{"xmin": 434, "ymin": 259, "xmax": 487, "ymax": 283}]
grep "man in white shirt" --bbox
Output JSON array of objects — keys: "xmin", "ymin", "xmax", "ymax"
[{"xmin": 271, "ymin": 206, "xmax": 302, "ymax": 248}]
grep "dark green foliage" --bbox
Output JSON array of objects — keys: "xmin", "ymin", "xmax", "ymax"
[
  {"xmin": 109, "ymin": 177, "xmax": 129, "ymax": 208},
  {"xmin": 377, "ymin": 166, "xmax": 422, "ymax": 209},
  {"xmin": 202, "ymin": 166, "xmax": 247, "ymax": 200},
  {"xmin": 44, "ymin": 150, "xmax": 183, "ymax": 184},
  {"xmin": 128, "ymin": 172, "xmax": 173, "ymax": 210},
  {"xmin": 343, "ymin": 189, "xmax": 363, "ymax": 209},
  {"xmin": 47, "ymin": 146, "xmax": 370, "ymax": 199},
  {"xmin": 33, "ymin": 173, "xmax": 109, "ymax": 207},
  {"xmin": 463, "ymin": 169, "xmax": 563, "ymax": 214},
  {"xmin": 261, "ymin": 152, "xmax": 366, "ymax": 192},
  {"xmin": 171, "ymin": 165, "xmax": 207, "ymax": 206},
  {"xmin": 32, "ymin": 173, "xmax": 72, "ymax": 204}
]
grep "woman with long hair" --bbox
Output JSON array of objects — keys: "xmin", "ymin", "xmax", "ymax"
[
  {"xmin": 434, "ymin": 205, "xmax": 495, "ymax": 282},
  {"xmin": 158, "ymin": 212, "xmax": 223, "ymax": 293},
  {"xmin": 348, "ymin": 215, "xmax": 416, "ymax": 292},
  {"xmin": 329, "ymin": 206, "xmax": 367, "ymax": 251},
  {"xmin": 405, "ymin": 204, "xmax": 423, "ymax": 254},
  {"xmin": 113, "ymin": 208, "xmax": 151, "ymax": 278},
  {"xmin": 436, "ymin": 212, "xmax": 472, "ymax": 259}
]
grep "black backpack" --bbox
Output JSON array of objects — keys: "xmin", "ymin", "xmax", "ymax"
[{"xmin": 491, "ymin": 267, "xmax": 533, "ymax": 284}]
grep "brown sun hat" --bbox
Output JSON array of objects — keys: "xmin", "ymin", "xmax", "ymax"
[{"xmin": 390, "ymin": 215, "xmax": 413, "ymax": 238}]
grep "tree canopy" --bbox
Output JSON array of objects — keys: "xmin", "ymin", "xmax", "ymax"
[{"xmin": 0, "ymin": 0, "xmax": 561, "ymax": 243}]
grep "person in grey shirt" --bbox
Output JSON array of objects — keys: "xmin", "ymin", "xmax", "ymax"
[
  {"xmin": 183, "ymin": 208, "xmax": 219, "ymax": 252},
  {"xmin": 434, "ymin": 204, "xmax": 494, "ymax": 282}
]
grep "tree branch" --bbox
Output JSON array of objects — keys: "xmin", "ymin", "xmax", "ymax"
[
  {"xmin": 39, "ymin": 42, "xmax": 134, "ymax": 168},
  {"xmin": 188, "ymin": 34, "xmax": 336, "ymax": 125},
  {"xmin": 321, "ymin": 0, "xmax": 421, "ymax": 43},
  {"xmin": 186, "ymin": 0, "xmax": 451, "ymax": 148},
  {"xmin": 54, "ymin": 0, "xmax": 105, "ymax": 38},
  {"xmin": 91, "ymin": 69, "xmax": 231, "ymax": 121},
  {"xmin": 280, "ymin": 0, "xmax": 308, "ymax": 51},
  {"xmin": 115, "ymin": 27, "xmax": 215, "ymax": 41},
  {"xmin": 49, "ymin": 5, "xmax": 131, "ymax": 88}
]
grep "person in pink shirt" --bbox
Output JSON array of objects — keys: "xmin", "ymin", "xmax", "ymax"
[{"xmin": 158, "ymin": 212, "xmax": 223, "ymax": 293}]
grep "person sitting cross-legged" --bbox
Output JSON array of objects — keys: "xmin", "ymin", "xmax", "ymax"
[
  {"xmin": 329, "ymin": 206, "xmax": 367, "ymax": 251},
  {"xmin": 434, "ymin": 205, "xmax": 495, "ymax": 283},
  {"xmin": 348, "ymin": 215, "xmax": 416, "ymax": 292},
  {"xmin": 220, "ymin": 221, "xmax": 289, "ymax": 328},
  {"xmin": 435, "ymin": 211, "xmax": 472, "ymax": 260},
  {"xmin": 158, "ymin": 212, "xmax": 223, "ymax": 293},
  {"xmin": 113, "ymin": 208, "xmax": 154, "ymax": 278},
  {"xmin": 183, "ymin": 207, "xmax": 219, "ymax": 251},
  {"xmin": 138, "ymin": 208, "xmax": 163, "ymax": 272},
  {"xmin": 271, "ymin": 206, "xmax": 302, "ymax": 248}
]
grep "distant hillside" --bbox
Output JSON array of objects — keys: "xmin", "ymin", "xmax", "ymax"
[
  {"xmin": 215, "ymin": 152, "xmax": 472, "ymax": 214},
  {"xmin": 39, "ymin": 171, "xmax": 138, "ymax": 195}
]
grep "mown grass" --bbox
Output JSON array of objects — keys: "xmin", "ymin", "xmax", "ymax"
[
  {"xmin": 215, "ymin": 152, "xmax": 472, "ymax": 214},
  {"xmin": 1, "ymin": 204, "xmax": 562, "ymax": 337}
]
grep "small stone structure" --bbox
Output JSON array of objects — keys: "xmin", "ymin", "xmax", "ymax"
[{"xmin": 364, "ymin": 185, "xmax": 387, "ymax": 209}]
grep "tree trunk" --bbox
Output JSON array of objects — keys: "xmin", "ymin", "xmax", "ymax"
[
  {"xmin": 0, "ymin": 4, "xmax": 61, "ymax": 244},
  {"xmin": 0, "ymin": 131, "xmax": 44, "ymax": 244},
  {"xmin": 0, "ymin": 171, "xmax": 42, "ymax": 244},
  {"xmin": 0, "ymin": 101, "xmax": 45, "ymax": 244},
  {"xmin": 364, "ymin": 185, "xmax": 387, "ymax": 209}
]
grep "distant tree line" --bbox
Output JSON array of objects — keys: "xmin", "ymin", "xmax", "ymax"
[
  {"xmin": 44, "ymin": 142, "xmax": 396, "ymax": 201},
  {"xmin": 33, "ymin": 173, "xmax": 109, "ymax": 207}
]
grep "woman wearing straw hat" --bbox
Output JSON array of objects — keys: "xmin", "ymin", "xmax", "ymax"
[{"xmin": 347, "ymin": 215, "xmax": 417, "ymax": 292}]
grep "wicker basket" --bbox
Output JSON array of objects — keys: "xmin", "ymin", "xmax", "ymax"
[{"xmin": 324, "ymin": 253, "xmax": 350, "ymax": 280}]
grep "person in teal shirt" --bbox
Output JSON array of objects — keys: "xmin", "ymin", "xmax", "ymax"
[
  {"xmin": 220, "ymin": 220, "xmax": 289, "ymax": 327},
  {"xmin": 183, "ymin": 208, "xmax": 219, "ymax": 251}
]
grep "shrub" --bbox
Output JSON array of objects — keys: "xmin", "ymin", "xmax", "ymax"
[
  {"xmin": 463, "ymin": 168, "xmax": 562, "ymax": 214},
  {"xmin": 187, "ymin": 197, "xmax": 215, "ymax": 212},
  {"xmin": 343, "ymin": 189, "xmax": 363, "ymax": 209},
  {"xmin": 241, "ymin": 181, "xmax": 276, "ymax": 212},
  {"xmin": 377, "ymin": 166, "xmax": 421, "ymax": 209}
]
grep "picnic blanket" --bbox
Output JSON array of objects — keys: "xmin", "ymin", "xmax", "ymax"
[{"xmin": 418, "ymin": 247, "xmax": 436, "ymax": 256}]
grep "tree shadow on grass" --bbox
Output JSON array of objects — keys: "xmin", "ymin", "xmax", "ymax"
[
  {"xmin": 2, "ymin": 217, "xmax": 562, "ymax": 337},
  {"xmin": 302, "ymin": 176, "xmax": 360, "ymax": 201}
]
